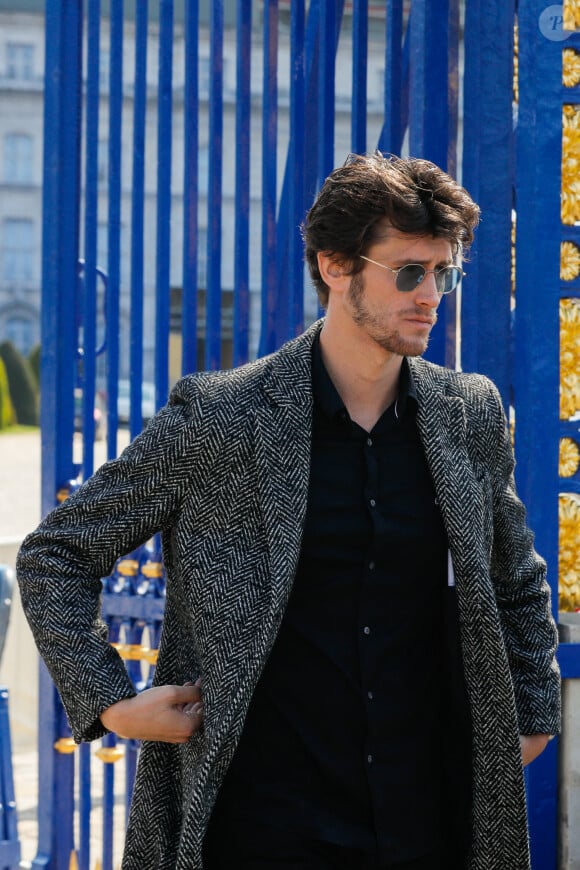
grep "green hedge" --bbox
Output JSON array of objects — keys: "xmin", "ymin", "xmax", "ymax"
[
  {"xmin": 0, "ymin": 358, "xmax": 15, "ymax": 430},
  {"xmin": 28, "ymin": 344, "xmax": 40, "ymax": 388},
  {"xmin": 0, "ymin": 341, "xmax": 39, "ymax": 426}
]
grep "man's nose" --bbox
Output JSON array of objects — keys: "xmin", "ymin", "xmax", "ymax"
[{"xmin": 415, "ymin": 272, "xmax": 441, "ymax": 307}]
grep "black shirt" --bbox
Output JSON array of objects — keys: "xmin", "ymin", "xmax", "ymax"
[{"xmin": 210, "ymin": 337, "xmax": 470, "ymax": 864}]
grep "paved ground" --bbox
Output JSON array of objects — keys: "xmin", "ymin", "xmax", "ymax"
[
  {"xmin": 0, "ymin": 428, "xmax": 129, "ymax": 869},
  {"xmin": 0, "ymin": 429, "xmax": 129, "ymax": 540},
  {"xmin": 0, "ymin": 430, "xmax": 42, "ymax": 541}
]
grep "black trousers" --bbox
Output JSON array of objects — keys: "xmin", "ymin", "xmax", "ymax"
[{"xmin": 202, "ymin": 817, "xmax": 463, "ymax": 870}]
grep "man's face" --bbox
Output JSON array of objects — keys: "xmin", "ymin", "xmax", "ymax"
[{"xmin": 345, "ymin": 230, "xmax": 454, "ymax": 358}]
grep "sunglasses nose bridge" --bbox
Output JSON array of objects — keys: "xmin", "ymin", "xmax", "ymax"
[
  {"xmin": 410, "ymin": 270, "xmax": 442, "ymax": 306},
  {"xmin": 417, "ymin": 268, "xmax": 441, "ymax": 296}
]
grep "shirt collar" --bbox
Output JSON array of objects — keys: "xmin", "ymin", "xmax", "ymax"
[{"xmin": 311, "ymin": 332, "xmax": 417, "ymax": 422}]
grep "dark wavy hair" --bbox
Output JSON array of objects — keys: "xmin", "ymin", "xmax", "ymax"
[{"xmin": 302, "ymin": 152, "xmax": 481, "ymax": 307}]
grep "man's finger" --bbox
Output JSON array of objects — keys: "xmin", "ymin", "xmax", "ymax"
[
  {"xmin": 170, "ymin": 684, "xmax": 200, "ymax": 704},
  {"xmin": 183, "ymin": 701, "xmax": 203, "ymax": 719}
]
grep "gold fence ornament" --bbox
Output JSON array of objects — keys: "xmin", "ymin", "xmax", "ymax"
[
  {"xmin": 563, "ymin": 48, "xmax": 580, "ymax": 87},
  {"xmin": 68, "ymin": 851, "xmax": 79, "ymax": 870},
  {"xmin": 95, "ymin": 745, "xmax": 125, "ymax": 764},
  {"xmin": 54, "ymin": 737, "xmax": 77, "ymax": 754},
  {"xmin": 140, "ymin": 561, "xmax": 163, "ymax": 578},
  {"xmin": 143, "ymin": 647, "xmax": 159, "ymax": 665},
  {"xmin": 560, "ymin": 298, "xmax": 580, "ymax": 419},
  {"xmin": 559, "ymin": 493, "xmax": 580, "ymax": 611},
  {"xmin": 564, "ymin": 0, "xmax": 580, "ymax": 31},
  {"xmin": 111, "ymin": 641, "xmax": 158, "ymax": 663},
  {"xmin": 562, "ymin": 105, "xmax": 580, "ymax": 225},
  {"xmin": 560, "ymin": 437, "xmax": 580, "ymax": 477},
  {"xmin": 561, "ymin": 241, "xmax": 580, "ymax": 281},
  {"xmin": 116, "ymin": 559, "xmax": 139, "ymax": 576}
]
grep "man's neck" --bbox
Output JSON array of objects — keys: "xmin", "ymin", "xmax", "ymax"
[{"xmin": 318, "ymin": 322, "xmax": 403, "ymax": 433}]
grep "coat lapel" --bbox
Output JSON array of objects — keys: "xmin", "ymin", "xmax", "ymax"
[
  {"xmin": 409, "ymin": 358, "xmax": 487, "ymax": 593},
  {"xmin": 254, "ymin": 325, "xmax": 320, "ymax": 608}
]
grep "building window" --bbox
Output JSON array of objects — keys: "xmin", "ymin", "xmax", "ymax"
[
  {"xmin": 3, "ymin": 219, "xmax": 34, "ymax": 283},
  {"xmin": 6, "ymin": 43, "xmax": 35, "ymax": 80},
  {"xmin": 97, "ymin": 140, "xmax": 108, "ymax": 185},
  {"xmin": 197, "ymin": 227, "xmax": 208, "ymax": 287},
  {"xmin": 4, "ymin": 134, "xmax": 33, "ymax": 184},
  {"xmin": 195, "ymin": 146, "xmax": 210, "ymax": 198},
  {"xmin": 99, "ymin": 51, "xmax": 110, "ymax": 91},
  {"xmin": 5, "ymin": 316, "xmax": 34, "ymax": 355}
]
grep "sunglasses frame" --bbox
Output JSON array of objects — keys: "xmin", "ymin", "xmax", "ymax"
[{"xmin": 359, "ymin": 255, "xmax": 465, "ymax": 295}]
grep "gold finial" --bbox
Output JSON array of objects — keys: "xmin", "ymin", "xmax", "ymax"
[
  {"xmin": 559, "ymin": 494, "xmax": 580, "ymax": 611},
  {"xmin": 54, "ymin": 738, "xmax": 77, "ymax": 754},
  {"xmin": 95, "ymin": 746, "xmax": 125, "ymax": 764},
  {"xmin": 560, "ymin": 299, "xmax": 580, "ymax": 419}
]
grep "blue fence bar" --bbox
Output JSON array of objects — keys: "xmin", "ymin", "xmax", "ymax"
[
  {"xmin": 38, "ymin": 0, "xmax": 84, "ymax": 864},
  {"xmin": 205, "ymin": 0, "xmax": 224, "ymax": 371},
  {"xmin": 100, "ymin": 734, "xmax": 116, "ymax": 870},
  {"xmin": 181, "ymin": 0, "xmax": 199, "ymax": 376},
  {"xmin": 288, "ymin": 0, "xmax": 306, "ymax": 337},
  {"xmin": 78, "ymin": 742, "xmax": 91, "ymax": 870},
  {"xmin": 129, "ymin": 0, "xmax": 148, "ymax": 442},
  {"xmin": 274, "ymin": 0, "xmax": 323, "ymax": 338},
  {"xmin": 80, "ymin": 0, "xmax": 102, "ymax": 484},
  {"xmin": 0, "ymin": 688, "xmax": 20, "ymax": 869},
  {"xmin": 514, "ymin": 2, "xmax": 563, "ymax": 867},
  {"xmin": 351, "ymin": 0, "xmax": 368, "ymax": 154},
  {"xmin": 105, "ymin": 0, "xmax": 124, "ymax": 459},
  {"xmin": 154, "ymin": 0, "xmax": 174, "ymax": 404},
  {"xmin": 317, "ymin": 0, "xmax": 336, "ymax": 186},
  {"xmin": 408, "ymin": 4, "xmax": 449, "ymax": 169},
  {"xmin": 446, "ymin": 0, "xmax": 460, "ymax": 178},
  {"xmin": 408, "ymin": 0, "xmax": 457, "ymax": 368},
  {"xmin": 379, "ymin": 0, "xmax": 404, "ymax": 155},
  {"xmin": 258, "ymin": 0, "xmax": 279, "ymax": 357},
  {"xmin": 233, "ymin": 0, "xmax": 252, "ymax": 365},
  {"xmin": 461, "ymin": 0, "xmax": 516, "ymax": 404},
  {"xmin": 559, "ymin": 642, "xmax": 580, "ymax": 679},
  {"xmin": 441, "ymin": 0, "xmax": 461, "ymax": 368}
]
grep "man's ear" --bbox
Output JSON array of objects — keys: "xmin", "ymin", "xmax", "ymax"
[{"xmin": 317, "ymin": 252, "xmax": 347, "ymax": 284}]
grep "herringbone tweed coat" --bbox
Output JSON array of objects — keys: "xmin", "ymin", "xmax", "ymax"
[{"xmin": 17, "ymin": 320, "xmax": 560, "ymax": 870}]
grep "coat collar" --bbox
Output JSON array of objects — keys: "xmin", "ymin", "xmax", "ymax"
[
  {"xmin": 408, "ymin": 356, "xmax": 487, "ymax": 584},
  {"xmin": 260, "ymin": 319, "xmax": 322, "ymax": 408},
  {"xmin": 253, "ymin": 322, "xmax": 321, "ymax": 598},
  {"xmin": 256, "ymin": 327, "xmax": 480, "ymax": 588}
]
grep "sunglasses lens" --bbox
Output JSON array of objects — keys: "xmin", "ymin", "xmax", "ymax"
[
  {"xmin": 396, "ymin": 264, "xmax": 426, "ymax": 292},
  {"xmin": 436, "ymin": 267, "xmax": 462, "ymax": 294}
]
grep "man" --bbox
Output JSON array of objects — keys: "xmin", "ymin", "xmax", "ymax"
[{"xmin": 17, "ymin": 153, "xmax": 560, "ymax": 870}]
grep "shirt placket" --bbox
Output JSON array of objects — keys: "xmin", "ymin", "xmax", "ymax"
[{"xmin": 359, "ymin": 432, "xmax": 380, "ymax": 772}]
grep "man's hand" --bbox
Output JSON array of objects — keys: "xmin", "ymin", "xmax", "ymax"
[
  {"xmin": 520, "ymin": 734, "xmax": 551, "ymax": 766},
  {"xmin": 100, "ymin": 679, "xmax": 203, "ymax": 743}
]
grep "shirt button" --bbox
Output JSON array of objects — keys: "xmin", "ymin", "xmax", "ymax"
[
  {"xmin": 367, "ymin": 691, "xmax": 374, "ymax": 700},
  {"xmin": 367, "ymin": 754, "xmax": 373, "ymax": 764},
  {"xmin": 366, "ymin": 437, "xmax": 373, "ymax": 447},
  {"xmin": 369, "ymin": 498, "xmax": 376, "ymax": 508},
  {"xmin": 368, "ymin": 561, "xmax": 375, "ymax": 571},
  {"xmin": 363, "ymin": 626, "xmax": 371, "ymax": 635}
]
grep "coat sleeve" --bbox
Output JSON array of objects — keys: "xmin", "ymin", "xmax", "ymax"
[
  {"xmin": 484, "ymin": 382, "xmax": 561, "ymax": 736},
  {"xmin": 16, "ymin": 391, "xmax": 202, "ymax": 743}
]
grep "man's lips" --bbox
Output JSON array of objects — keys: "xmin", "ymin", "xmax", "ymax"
[{"xmin": 404, "ymin": 315, "xmax": 437, "ymax": 326}]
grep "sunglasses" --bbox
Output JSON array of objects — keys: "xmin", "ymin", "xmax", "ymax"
[{"xmin": 359, "ymin": 255, "xmax": 465, "ymax": 295}]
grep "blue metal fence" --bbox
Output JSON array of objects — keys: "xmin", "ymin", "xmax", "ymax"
[{"xmin": 38, "ymin": 1, "xmax": 570, "ymax": 867}]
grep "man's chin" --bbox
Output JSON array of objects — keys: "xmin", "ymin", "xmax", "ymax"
[{"xmin": 396, "ymin": 336, "xmax": 431, "ymax": 358}]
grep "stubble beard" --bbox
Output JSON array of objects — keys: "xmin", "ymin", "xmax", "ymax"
[{"xmin": 348, "ymin": 273, "xmax": 434, "ymax": 358}]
